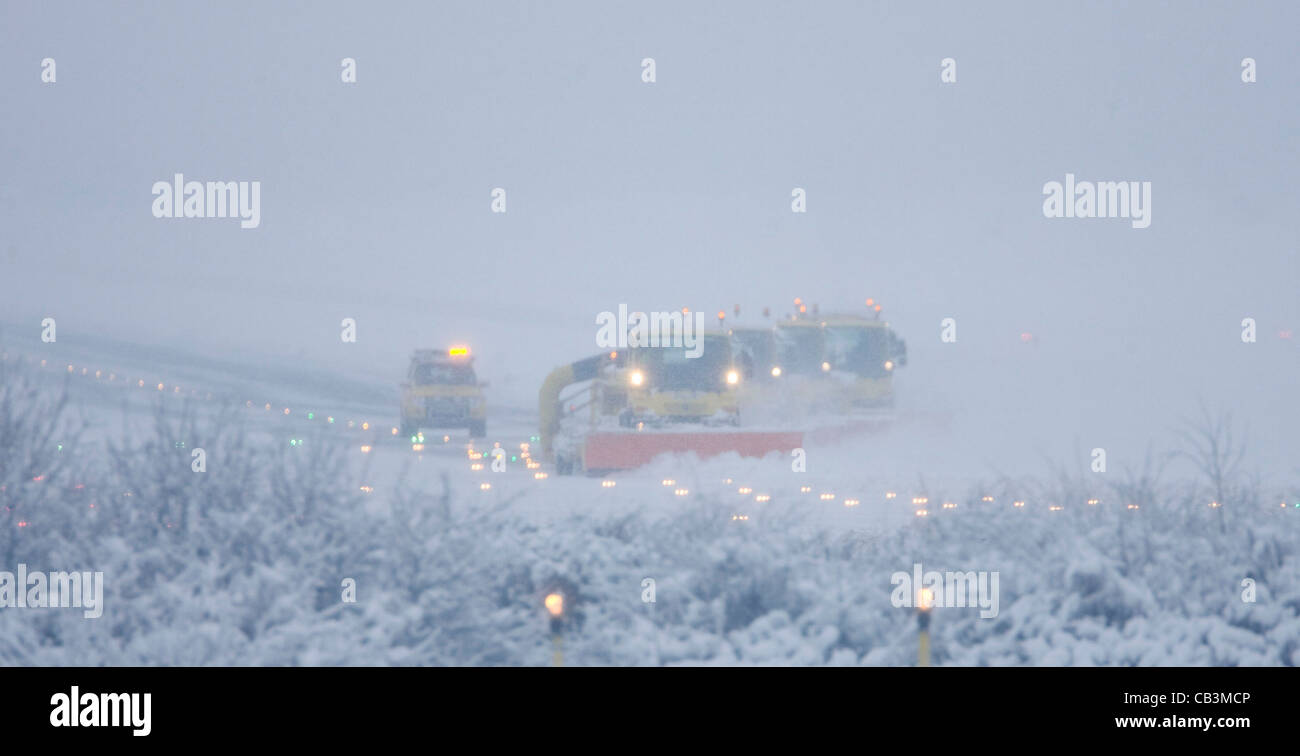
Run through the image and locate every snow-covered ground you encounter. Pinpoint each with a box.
[1,338,1297,666]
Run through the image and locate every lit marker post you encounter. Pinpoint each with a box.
[917,587,934,667]
[545,591,565,667]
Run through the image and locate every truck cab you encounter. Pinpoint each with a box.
[820,316,907,410]
[399,346,487,439]
[615,333,741,426]
[768,314,906,412]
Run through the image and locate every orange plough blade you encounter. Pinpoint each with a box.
[583,431,804,472]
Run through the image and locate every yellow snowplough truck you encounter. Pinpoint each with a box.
[399,346,487,439]
[539,334,800,475]
[818,314,907,411]
[768,313,906,413]
[617,332,741,427]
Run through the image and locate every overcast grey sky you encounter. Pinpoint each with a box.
[2,1,1297,473]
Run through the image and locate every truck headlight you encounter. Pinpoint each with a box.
[629,370,644,387]
[884,360,894,371]
[725,370,739,385]
[770,366,782,377]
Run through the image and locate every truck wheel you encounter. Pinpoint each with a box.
[468,420,487,438]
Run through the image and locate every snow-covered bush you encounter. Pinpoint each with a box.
[1,365,1296,665]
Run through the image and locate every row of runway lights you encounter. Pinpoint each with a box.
[412,435,1214,518]
[7,466,1296,533]
[17,457,1290,528]
[355,436,547,494]
[354,434,1300,515]
[658,484,1116,520]
[11,354,408,439]
[447,449,1296,517]
[9,352,472,506]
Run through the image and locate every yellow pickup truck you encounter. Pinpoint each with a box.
[399,346,487,439]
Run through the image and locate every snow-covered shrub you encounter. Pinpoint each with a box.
[1,365,1296,665]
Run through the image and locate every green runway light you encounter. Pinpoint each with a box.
[307,412,314,420]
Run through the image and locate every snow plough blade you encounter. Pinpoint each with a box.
[582,429,804,473]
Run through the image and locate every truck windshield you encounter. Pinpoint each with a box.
[413,363,477,385]
[774,326,824,375]
[824,326,891,377]
[638,336,732,391]
[730,330,774,379]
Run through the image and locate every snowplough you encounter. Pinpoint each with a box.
[818,312,907,411]
[538,303,907,474]
[764,312,906,414]
[399,346,487,439]
[539,333,801,475]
